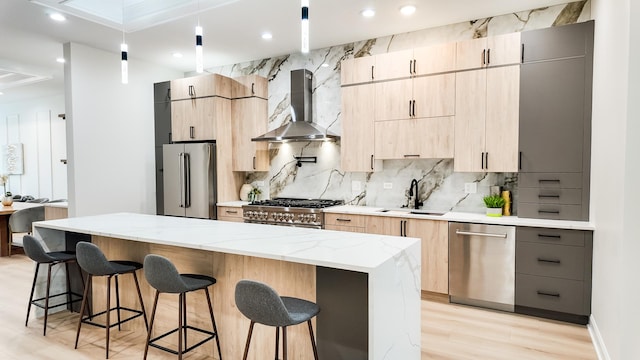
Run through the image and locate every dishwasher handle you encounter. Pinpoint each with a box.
[455,229,508,238]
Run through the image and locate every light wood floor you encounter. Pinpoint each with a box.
[0,254,597,359]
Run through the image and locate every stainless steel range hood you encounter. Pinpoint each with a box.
[251,69,340,142]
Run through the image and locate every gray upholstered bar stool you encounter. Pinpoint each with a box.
[235,279,320,360]
[143,254,222,360]
[74,242,149,359]
[23,235,85,335]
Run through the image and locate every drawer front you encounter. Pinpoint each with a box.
[325,213,366,227]
[518,187,582,205]
[218,206,243,219]
[517,227,586,247]
[518,203,584,221]
[324,224,366,233]
[516,242,585,280]
[518,173,582,188]
[516,273,585,315]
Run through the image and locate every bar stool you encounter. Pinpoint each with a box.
[235,279,320,360]
[23,235,85,335]
[74,242,148,359]
[143,254,222,360]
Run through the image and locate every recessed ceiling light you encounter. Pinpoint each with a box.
[400,5,416,16]
[361,9,375,17]
[262,32,273,40]
[172,52,183,58]
[56,57,65,63]
[49,13,66,22]
[0,92,3,95]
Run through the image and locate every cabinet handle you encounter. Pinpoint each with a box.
[370,154,374,170]
[226,210,238,214]
[412,59,416,74]
[487,48,491,65]
[371,65,374,80]
[253,156,256,170]
[409,60,412,75]
[404,154,420,158]
[537,290,560,298]
[189,85,195,97]
[518,151,522,170]
[251,83,255,95]
[538,194,560,199]
[455,230,507,238]
[538,234,562,240]
[409,100,412,117]
[521,44,525,63]
[485,152,489,169]
[482,49,486,65]
[538,210,561,214]
[481,152,485,169]
[190,126,195,139]
[167,88,171,100]
[404,220,407,237]
[336,218,352,222]
[537,258,561,264]
[412,100,416,117]
[539,179,561,183]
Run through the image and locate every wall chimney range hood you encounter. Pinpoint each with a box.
[251,69,339,142]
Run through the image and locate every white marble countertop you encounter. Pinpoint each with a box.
[216,201,248,207]
[325,205,595,231]
[33,212,419,273]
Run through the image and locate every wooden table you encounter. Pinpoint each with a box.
[0,202,49,256]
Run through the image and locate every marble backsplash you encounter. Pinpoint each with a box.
[208,1,590,213]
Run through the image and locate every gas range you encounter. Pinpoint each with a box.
[242,198,344,229]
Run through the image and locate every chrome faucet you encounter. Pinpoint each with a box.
[408,179,423,209]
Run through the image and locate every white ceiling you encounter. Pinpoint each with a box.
[0,0,570,104]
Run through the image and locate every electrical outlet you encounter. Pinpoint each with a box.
[351,181,361,192]
[383,182,393,190]
[464,182,477,194]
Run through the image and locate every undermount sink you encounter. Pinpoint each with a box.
[377,208,446,216]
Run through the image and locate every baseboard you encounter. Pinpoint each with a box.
[588,314,611,360]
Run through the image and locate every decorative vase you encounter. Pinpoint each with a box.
[486,207,502,217]
[1,195,13,206]
[239,184,252,202]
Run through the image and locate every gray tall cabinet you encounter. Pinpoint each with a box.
[154,81,172,215]
[518,21,594,221]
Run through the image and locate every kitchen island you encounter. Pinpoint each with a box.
[33,212,421,360]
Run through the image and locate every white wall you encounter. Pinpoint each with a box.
[589,0,638,359]
[64,42,181,217]
[0,94,66,200]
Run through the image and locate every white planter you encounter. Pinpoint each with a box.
[239,184,252,201]
[486,207,503,217]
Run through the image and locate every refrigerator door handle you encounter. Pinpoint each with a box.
[184,152,191,208]
[179,152,185,208]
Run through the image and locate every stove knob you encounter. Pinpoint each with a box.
[310,214,317,222]
[246,211,253,218]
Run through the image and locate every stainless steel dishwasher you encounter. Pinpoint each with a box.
[449,222,516,312]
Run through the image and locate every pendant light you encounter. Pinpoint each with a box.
[301,0,309,53]
[195,0,203,73]
[121,0,128,84]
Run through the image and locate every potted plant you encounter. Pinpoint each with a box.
[0,174,13,206]
[483,195,505,217]
[248,187,262,202]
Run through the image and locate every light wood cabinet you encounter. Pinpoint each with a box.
[454,65,519,172]
[375,43,456,81]
[324,213,367,233]
[374,117,454,159]
[217,206,244,222]
[171,97,230,142]
[231,75,267,99]
[340,84,381,172]
[231,97,269,171]
[341,56,376,85]
[375,74,455,121]
[363,215,449,294]
[455,32,521,71]
[170,74,231,100]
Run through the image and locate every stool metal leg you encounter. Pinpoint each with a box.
[143,290,160,360]
[75,274,92,349]
[106,275,112,359]
[132,271,149,330]
[43,263,52,336]
[115,275,122,331]
[307,320,319,360]
[178,293,184,360]
[65,262,72,309]
[25,263,40,327]
[275,327,280,360]
[204,287,222,360]
[183,292,188,351]
[242,321,255,360]
[282,326,288,360]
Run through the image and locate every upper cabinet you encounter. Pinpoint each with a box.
[170,74,231,142]
[340,84,381,172]
[170,74,232,100]
[231,75,269,172]
[341,56,376,85]
[455,32,521,71]
[375,74,455,121]
[375,116,454,159]
[375,43,456,81]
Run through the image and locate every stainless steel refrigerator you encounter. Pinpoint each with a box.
[163,142,217,219]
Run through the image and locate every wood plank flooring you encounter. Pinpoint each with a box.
[0,254,597,359]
